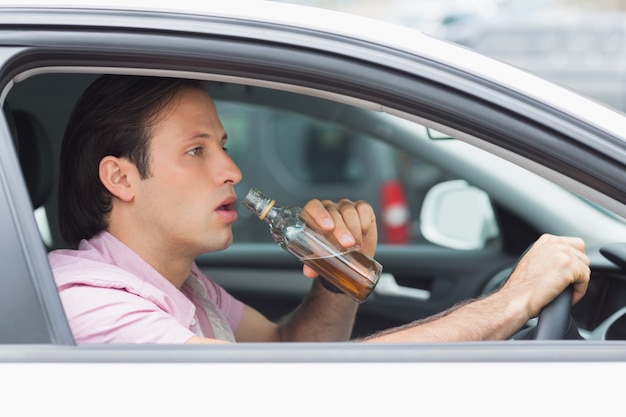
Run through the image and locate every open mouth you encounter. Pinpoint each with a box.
[218,202,235,211]
[217,196,237,212]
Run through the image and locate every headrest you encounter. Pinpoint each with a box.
[9,109,53,209]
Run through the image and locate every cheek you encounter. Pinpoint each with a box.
[158,178,209,219]
[139,175,183,211]
[139,161,212,216]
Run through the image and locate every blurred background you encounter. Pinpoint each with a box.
[275,0,626,114]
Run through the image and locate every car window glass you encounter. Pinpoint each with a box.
[214,91,500,249]
[217,101,365,184]
[6,74,506,250]
[275,115,363,184]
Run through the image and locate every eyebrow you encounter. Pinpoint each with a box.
[186,132,228,142]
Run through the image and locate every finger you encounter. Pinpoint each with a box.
[552,236,589,305]
[355,200,376,231]
[355,200,377,247]
[570,256,591,304]
[561,236,586,253]
[571,272,590,304]
[302,199,335,230]
[323,199,360,248]
[303,264,318,279]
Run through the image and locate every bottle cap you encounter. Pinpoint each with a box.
[241,187,275,219]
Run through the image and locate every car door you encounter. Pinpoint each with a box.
[3,3,626,344]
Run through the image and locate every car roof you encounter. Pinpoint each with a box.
[2,0,625,141]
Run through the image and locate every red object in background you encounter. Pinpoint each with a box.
[380,179,410,244]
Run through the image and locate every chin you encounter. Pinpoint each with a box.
[201,233,233,254]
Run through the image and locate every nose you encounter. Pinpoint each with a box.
[221,150,242,185]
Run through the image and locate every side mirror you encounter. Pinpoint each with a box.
[420,180,498,250]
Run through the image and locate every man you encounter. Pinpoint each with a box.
[49,75,590,344]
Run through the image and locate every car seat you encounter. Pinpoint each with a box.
[12,109,54,210]
[4,104,55,246]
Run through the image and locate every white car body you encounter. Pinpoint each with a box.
[1,1,626,415]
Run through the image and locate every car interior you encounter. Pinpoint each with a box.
[4,69,626,343]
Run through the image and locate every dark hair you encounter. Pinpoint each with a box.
[58,74,206,246]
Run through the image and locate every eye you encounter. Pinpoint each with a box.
[187,147,204,156]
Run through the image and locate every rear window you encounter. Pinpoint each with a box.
[216,101,367,185]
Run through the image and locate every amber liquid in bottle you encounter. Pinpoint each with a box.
[241,187,382,303]
[301,251,380,302]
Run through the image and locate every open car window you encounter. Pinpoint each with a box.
[6,71,626,342]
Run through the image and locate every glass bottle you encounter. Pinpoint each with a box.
[241,187,382,303]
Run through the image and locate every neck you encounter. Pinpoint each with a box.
[107,225,194,289]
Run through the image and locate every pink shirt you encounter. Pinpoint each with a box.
[48,232,244,344]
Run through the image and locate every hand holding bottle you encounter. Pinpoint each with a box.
[298,198,379,279]
[242,188,382,303]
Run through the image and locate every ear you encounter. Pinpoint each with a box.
[99,156,137,202]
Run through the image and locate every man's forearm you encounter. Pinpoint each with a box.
[360,289,529,343]
[277,279,359,342]
[277,278,530,343]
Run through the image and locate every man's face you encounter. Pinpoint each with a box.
[132,87,242,258]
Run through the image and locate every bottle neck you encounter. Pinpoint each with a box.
[258,199,276,221]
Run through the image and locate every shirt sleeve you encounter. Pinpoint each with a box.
[58,284,195,344]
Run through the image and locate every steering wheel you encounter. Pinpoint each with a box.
[534,285,573,340]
